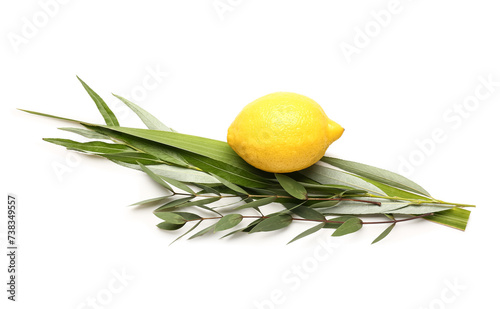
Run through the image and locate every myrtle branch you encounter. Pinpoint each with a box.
[182,212,435,225]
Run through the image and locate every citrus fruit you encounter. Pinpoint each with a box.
[227,92,344,173]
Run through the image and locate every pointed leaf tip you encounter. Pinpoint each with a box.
[76,76,119,126]
[371,223,396,244]
[137,162,174,192]
[112,94,175,132]
[287,222,325,244]
[321,157,431,197]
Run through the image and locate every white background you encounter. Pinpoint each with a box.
[1,1,499,308]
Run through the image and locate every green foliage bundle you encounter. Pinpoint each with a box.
[20,77,474,244]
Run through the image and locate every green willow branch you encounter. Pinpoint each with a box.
[172,192,382,206]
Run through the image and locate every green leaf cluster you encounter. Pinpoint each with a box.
[20,77,475,244]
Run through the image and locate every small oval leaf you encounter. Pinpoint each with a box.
[154,212,186,224]
[173,212,202,221]
[214,214,243,232]
[249,214,293,233]
[323,215,357,229]
[331,217,363,237]
[157,221,185,230]
[275,173,308,200]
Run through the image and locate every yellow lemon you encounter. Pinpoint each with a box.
[227,92,344,173]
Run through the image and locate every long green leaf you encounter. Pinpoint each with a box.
[113,94,174,131]
[194,184,222,196]
[361,177,433,201]
[77,76,119,126]
[300,164,386,196]
[210,173,249,194]
[147,165,218,184]
[389,204,455,215]
[169,220,203,245]
[188,222,217,239]
[155,197,220,212]
[19,109,83,123]
[129,195,171,206]
[371,223,396,244]
[43,138,133,154]
[138,162,173,192]
[322,157,431,197]
[154,197,194,212]
[321,201,409,215]
[287,223,325,244]
[99,152,164,165]
[300,183,349,195]
[58,127,110,140]
[159,175,195,194]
